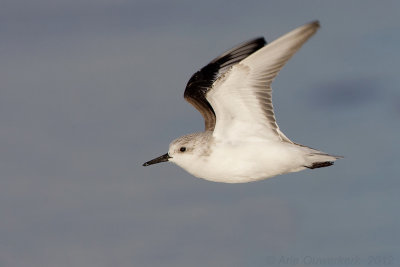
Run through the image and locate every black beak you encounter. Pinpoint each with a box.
[143,153,171,166]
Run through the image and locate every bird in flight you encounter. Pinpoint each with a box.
[143,21,341,183]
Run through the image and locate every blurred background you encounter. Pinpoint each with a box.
[1,0,399,266]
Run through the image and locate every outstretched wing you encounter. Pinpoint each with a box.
[184,37,266,131]
[207,21,320,142]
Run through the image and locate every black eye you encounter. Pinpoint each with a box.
[180,147,186,152]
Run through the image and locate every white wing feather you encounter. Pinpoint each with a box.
[207,21,320,142]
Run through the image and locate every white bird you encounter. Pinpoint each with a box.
[143,21,341,183]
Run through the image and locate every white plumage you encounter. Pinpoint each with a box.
[143,21,341,183]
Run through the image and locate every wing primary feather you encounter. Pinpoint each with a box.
[207,21,320,143]
[184,37,266,131]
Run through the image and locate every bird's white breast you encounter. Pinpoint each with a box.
[177,140,307,183]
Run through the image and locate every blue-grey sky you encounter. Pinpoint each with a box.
[1,1,399,266]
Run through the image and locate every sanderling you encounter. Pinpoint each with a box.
[143,21,341,183]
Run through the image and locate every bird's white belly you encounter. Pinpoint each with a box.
[183,141,306,183]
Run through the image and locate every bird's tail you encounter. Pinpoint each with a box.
[303,149,343,169]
